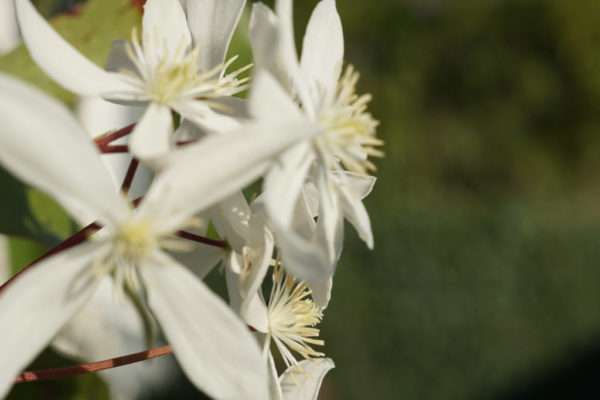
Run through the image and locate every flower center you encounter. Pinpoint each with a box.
[267,266,324,367]
[125,29,251,105]
[317,65,383,174]
[113,219,157,264]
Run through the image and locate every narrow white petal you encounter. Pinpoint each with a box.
[0,241,106,398]
[249,3,295,91]
[0,0,19,54]
[338,184,374,249]
[315,169,344,265]
[211,192,252,252]
[142,252,269,400]
[264,143,314,228]
[333,171,376,200]
[0,74,130,226]
[225,265,269,333]
[274,0,300,73]
[249,71,303,122]
[129,103,174,163]
[280,358,335,400]
[173,100,241,134]
[142,0,192,68]
[181,0,246,71]
[276,229,332,308]
[141,121,319,233]
[52,277,177,400]
[16,0,127,96]
[300,0,344,101]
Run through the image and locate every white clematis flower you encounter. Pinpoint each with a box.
[16,0,249,161]
[0,73,316,399]
[248,0,381,307]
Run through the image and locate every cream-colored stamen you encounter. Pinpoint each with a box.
[124,28,251,105]
[267,266,324,367]
[317,65,382,174]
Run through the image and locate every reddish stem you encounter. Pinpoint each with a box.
[121,159,140,194]
[97,139,198,154]
[95,123,135,147]
[177,230,228,249]
[15,345,173,383]
[0,223,101,293]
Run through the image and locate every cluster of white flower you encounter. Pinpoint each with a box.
[0,0,381,399]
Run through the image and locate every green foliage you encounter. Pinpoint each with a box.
[0,0,140,105]
[0,0,140,248]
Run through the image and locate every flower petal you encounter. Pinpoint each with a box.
[211,191,252,252]
[0,74,129,227]
[280,358,335,400]
[250,3,294,91]
[249,71,303,122]
[16,0,127,96]
[315,169,344,265]
[52,277,177,400]
[263,143,314,228]
[0,241,105,398]
[180,0,246,71]
[141,252,269,400]
[274,0,300,74]
[173,100,241,134]
[300,0,344,101]
[225,265,269,333]
[333,171,376,200]
[129,103,174,164]
[141,120,319,234]
[0,0,19,54]
[142,0,192,69]
[338,184,373,249]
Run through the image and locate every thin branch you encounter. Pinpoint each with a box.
[177,230,228,249]
[97,139,198,154]
[94,123,136,147]
[98,144,130,154]
[15,346,173,383]
[121,158,140,194]
[0,222,101,293]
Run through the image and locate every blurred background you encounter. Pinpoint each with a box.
[2,0,600,399]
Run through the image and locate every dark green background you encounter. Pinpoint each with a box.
[4,0,600,399]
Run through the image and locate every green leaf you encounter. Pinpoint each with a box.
[0,0,140,104]
[0,166,74,246]
[8,236,48,275]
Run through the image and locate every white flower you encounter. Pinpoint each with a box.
[248,0,381,307]
[0,73,316,399]
[202,193,335,400]
[16,0,249,161]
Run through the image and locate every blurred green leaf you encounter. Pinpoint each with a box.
[0,0,140,105]
[8,236,47,275]
[0,166,74,246]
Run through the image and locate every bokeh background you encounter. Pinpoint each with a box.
[2,0,600,399]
